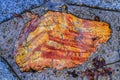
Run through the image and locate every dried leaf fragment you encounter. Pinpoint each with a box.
[14,11,111,72]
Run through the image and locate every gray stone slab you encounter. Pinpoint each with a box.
[1,0,120,23]
[0,56,20,80]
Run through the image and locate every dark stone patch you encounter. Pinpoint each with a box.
[67,70,78,78]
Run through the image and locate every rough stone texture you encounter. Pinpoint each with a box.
[0,0,45,23]
[0,3,120,80]
[0,56,19,80]
[65,0,120,10]
[1,0,120,23]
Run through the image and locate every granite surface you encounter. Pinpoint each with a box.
[0,56,19,80]
[1,0,120,23]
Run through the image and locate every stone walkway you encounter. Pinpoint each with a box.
[1,0,120,23]
[0,56,19,80]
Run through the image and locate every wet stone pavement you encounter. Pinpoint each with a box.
[0,1,120,80]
